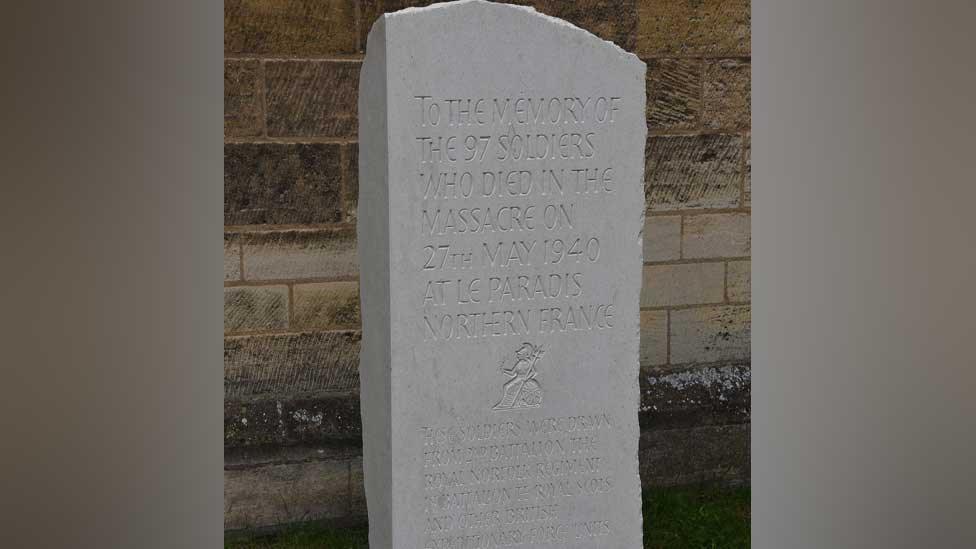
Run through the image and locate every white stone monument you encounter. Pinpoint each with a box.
[359,1,646,546]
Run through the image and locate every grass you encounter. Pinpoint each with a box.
[227,486,749,548]
[227,524,369,549]
[643,486,750,549]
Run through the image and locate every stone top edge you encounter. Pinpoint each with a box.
[378,0,643,67]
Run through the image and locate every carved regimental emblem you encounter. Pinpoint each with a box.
[493,343,545,411]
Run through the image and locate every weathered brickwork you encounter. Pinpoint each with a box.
[670,305,751,364]
[704,58,751,131]
[646,58,701,131]
[224,233,241,281]
[743,133,751,206]
[224,0,750,529]
[531,0,637,51]
[225,392,362,447]
[225,143,345,225]
[643,215,682,262]
[225,0,359,56]
[642,262,725,308]
[224,331,361,397]
[683,212,751,259]
[358,1,637,50]
[639,310,668,366]
[349,457,367,516]
[639,364,751,429]
[265,60,360,138]
[646,134,743,210]
[292,281,361,330]
[639,424,750,487]
[241,228,358,281]
[341,144,358,219]
[224,286,289,334]
[727,260,751,302]
[636,0,750,57]
[224,60,263,138]
[225,458,352,530]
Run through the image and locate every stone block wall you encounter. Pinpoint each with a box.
[224,0,750,531]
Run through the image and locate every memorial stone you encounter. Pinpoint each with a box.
[358,2,646,546]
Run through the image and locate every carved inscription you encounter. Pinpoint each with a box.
[413,95,622,343]
[410,94,627,546]
[420,413,616,548]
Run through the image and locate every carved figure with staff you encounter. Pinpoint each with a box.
[493,343,545,410]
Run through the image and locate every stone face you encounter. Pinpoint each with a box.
[223,286,289,334]
[224,0,358,56]
[358,3,646,546]
[703,58,751,131]
[643,215,682,262]
[224,60,263,138]
[682,212,751,259]
[670,305,750,364]
[241,228,358,281]
[641,263,725,307]
[646,134,742,211]
[224,143,343,226]
[646,59,701,131]
[265,60,360,138]
[636,0,751,57]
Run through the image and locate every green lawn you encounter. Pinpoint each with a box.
[227,486,750,549]
[642,486,750,549]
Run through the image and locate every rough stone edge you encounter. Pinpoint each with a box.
[357,14,394,548]
[380,0,643,68]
